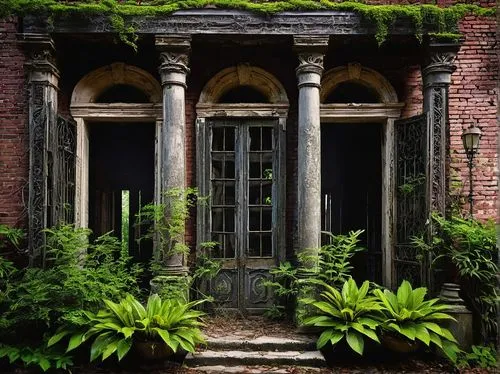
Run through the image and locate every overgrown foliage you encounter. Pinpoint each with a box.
[457,345,497,369]
[0,1,495,49]
[303,230,366,287]
[0,225,143,371]
[136,187,201,276]
[412,213,498,346]
[0,224,24,250]
[264,230,365,320]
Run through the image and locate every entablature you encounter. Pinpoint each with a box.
[23,10,430,36]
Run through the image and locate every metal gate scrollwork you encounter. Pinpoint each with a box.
[28,84,49,262]
[50,116,77,227]
[394,114,430,287]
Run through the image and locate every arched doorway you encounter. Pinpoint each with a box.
[196,65,289,314]
[70,63,162,265]
[320,63,403,286]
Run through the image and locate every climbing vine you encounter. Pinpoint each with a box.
[0,0,495,49]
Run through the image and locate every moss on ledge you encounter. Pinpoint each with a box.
[1,0,495,48]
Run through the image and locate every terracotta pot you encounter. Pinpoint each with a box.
[381,332,421,353]
[134,341,174,361]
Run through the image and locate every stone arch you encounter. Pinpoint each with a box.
[321,63,398,104]
[71,62,162,104]
[198,64,289,104]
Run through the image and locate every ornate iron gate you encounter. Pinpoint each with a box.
[394,113,431,287]
[48,115,76,227]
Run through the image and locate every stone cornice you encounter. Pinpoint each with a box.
[22,10,419,36]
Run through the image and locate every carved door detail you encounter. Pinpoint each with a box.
[204,119,281,313]
[394,113,431,287]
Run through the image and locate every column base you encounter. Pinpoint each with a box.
[439,283,473,351]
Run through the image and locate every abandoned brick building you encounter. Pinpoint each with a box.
[0,1,497,313]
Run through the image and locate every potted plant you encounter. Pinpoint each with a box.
[301,278,383,357]
[48,294,206,363]
[374,280,460,361]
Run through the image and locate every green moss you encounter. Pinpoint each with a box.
[0,0,495,49]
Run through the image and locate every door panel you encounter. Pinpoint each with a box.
[206,119,279,313]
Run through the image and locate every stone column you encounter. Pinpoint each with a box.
[155,35,191,281]
[422,42,459,215]
[21,34,60,267]
[422,43,473,349]
[293,36,328,326]
[294,36,328,254]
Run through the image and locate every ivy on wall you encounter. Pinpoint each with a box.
[0,0,495,49]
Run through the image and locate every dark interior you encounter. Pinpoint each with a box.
[325,81,380,103]
[89,122,154,266]
[321,123,382,284]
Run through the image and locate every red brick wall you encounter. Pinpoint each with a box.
[0,17,28,229]
[449,14,498,220]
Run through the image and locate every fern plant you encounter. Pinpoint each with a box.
[300,230,366,287]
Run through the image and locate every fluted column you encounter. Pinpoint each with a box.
[294,36,328,254]
[21,34,60,267]
[155,35,191,277]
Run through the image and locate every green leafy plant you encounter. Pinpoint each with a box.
[262,261,299,320]
[191,248,221,299]
[49,294,206,362]
[0,224,142,372]
[457,345,497,369]
[412,213,498,345]
[301,230,366,287]
[136,187,203,276]
[374,280,460,362]
[302,278,383,355]
[0,224,24,250]
[0,344,73,372]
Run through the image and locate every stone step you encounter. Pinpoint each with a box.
[185,349,326,367]
[189,365,325,373]
[205,335,317,352]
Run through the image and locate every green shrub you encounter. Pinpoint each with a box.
[0,225,143,371]
[412,213,498,344]
[457,345,497,369]
[265,230,365,319]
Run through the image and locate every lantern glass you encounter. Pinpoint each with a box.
[461,126,481,156]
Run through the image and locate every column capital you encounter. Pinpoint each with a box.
[422,42,460,87]
[156,34,191,87]
[19,33,59,82]
[294,36,328,88]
